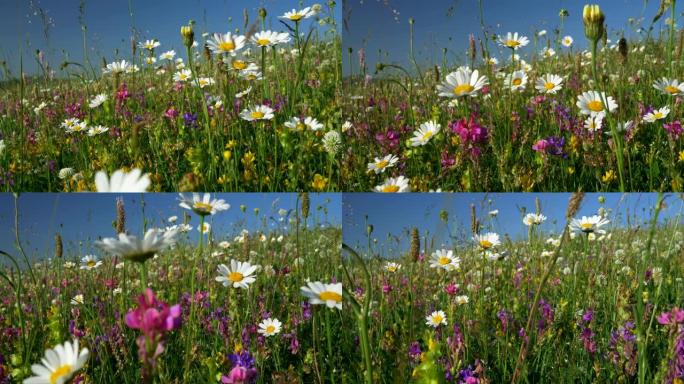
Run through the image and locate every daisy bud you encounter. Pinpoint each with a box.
[55,234,63,258]
[582,4,605,43]
[258,7,267,19]
[181,21,195,48]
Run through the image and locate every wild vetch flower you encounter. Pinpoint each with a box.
[182,112,198,128]
[223,351,257,383]
[657,307,684,326]
[450,116,488,147]
[664,121,682,139]
[22,339,89,384]
[125,289,181,380]
[532,136,567,158]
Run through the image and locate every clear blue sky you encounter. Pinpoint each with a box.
[2,0,340,76]
[343,193,684,255]
[0,193,341,261]
[343,0,672,75]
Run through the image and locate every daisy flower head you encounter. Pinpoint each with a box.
[159,50,176,60]
[426,310,448,328]
[23,339,89,384]
[226,57,258,72]
[523,213,547,226]
[385,262,402,272]
[195,77,215,88]
[207,32,246,56]
[96,228,177,263]
[541,47,556,58]
[239,69,263,81]
[429,249,460,271]
[62,118,88,134]
[87,125,109,137]
[584,112,605,132]
[374,175,411,193]
[643,106,670,123]
[410,120,440,146]
[215,259,258,289]
[301,281,342,310]
[240,105,274,121]
[473,232,501,250]
[139,39,160,50]
[94,168,150,192]
[80,255,102,270]
[173,69,192,83]
[570,215,610,234]
[505,70,528,91]
[252,31,291,47]
[104,60,130,75]
[178,193,230,216]
[257,318,282,337]
[436,67,488,98]
[653,77,684,96]
[498,32,529,50]
[198,222,211,234]
[88,93,108,109]
[576,91,618,115]
[535,74,563,94]
[561,35,574,47]
[485,57,499,66]
[285,116,324,131]
[367,154,399,174]
[280,7,316,22]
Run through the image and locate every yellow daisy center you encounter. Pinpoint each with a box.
[266,325,276,334]
[376,159,389,169]
[479,240,493,249]
[50,364,73,384]
[654,112,663,119]
[381,185,400,193]
[512,78,522,86]
[388,266,397,272]
[580,223,593,231]
[193,201,213,214]
[219,41,236,52]
[422,131,434,141]
[232,61,247,70]
[319,290,342,302]
[228,271,244,282]
[587,100,604,112]
[665,85,680,94]
[256,38,271,46]
[438,256,451,265]
[506,40,520,48]
[544,82,555,90]
[251,111,265,119]
[432,314,443,323]
[289,14,303,21]
[453,84,474,96]
[87,260,96,268]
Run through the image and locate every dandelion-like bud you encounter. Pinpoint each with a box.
[410,228,420,262]
[566,192,585,219]
[55,234,63,258]
[301,192,310,219]
[583,4,605,43]
[258,7,267,20]
[116,197,126,234]
[366,224,374,235]
[181,21,195,49]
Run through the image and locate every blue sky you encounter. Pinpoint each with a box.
[2,0,340,76]
[0,193,341,261]
[343,0,673,75]
[343,193,684,255]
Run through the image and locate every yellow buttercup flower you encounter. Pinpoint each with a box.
[311,174,328,191]
[601,169,616,184]
[678,150,684,162]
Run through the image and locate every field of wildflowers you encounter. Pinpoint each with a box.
[1,193,344,383]
[341,2,684,192]
[0,2,341,192]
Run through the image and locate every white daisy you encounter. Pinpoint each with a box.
[643,106,670,123]
[653,77,684,96]
[505,70,528,91]
[207,32,246,56]
[301,281,342,309]
[23,339,89,384]
[87,125,109,137]
[576,91,618,115]
[410,121,440,146]
[569,215,610,234]
[385,262,402,272]
[429,249,460,271]
[252,31,291,47]
[498,32,529,50]
[374,176,411,193]
[583,113,605,132]
[561,35,574,47]
[240,105,274,121]
[425,310,447,328]
[436,67,488,98]
[94,169,150,192]
[257,318,282,337]
[173,69,192,83]
[535,74,564,94]
[96,228,177,263]
[473,232,501,250]
[104,60,130,75]
[523,213,547,226]
[367,154,399,174]
[139,39,160,50]
[280,7,316,22]
[159,50,176,60]
[88,94,108,109]
[215,259,258,289]
[80,255,102,270]
[178,193,230,216]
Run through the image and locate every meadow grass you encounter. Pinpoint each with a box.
[341,4,684,192]
[0,3,342,192]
